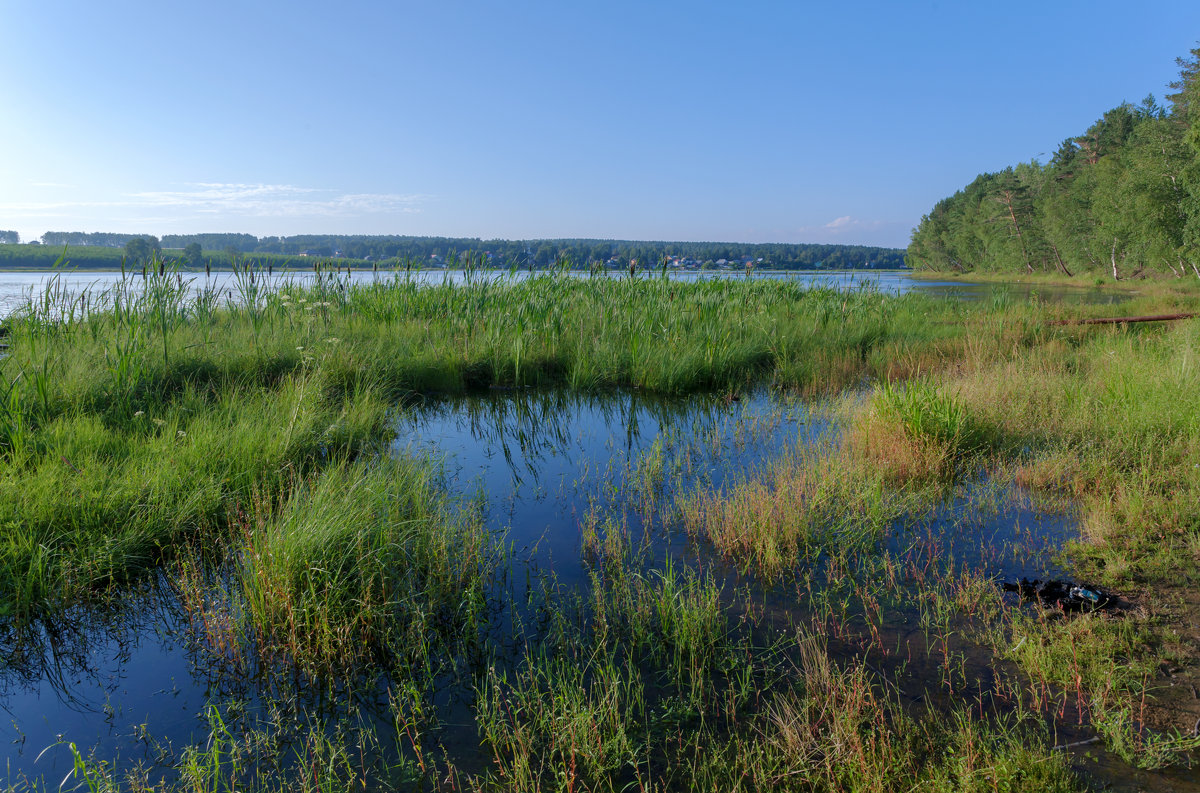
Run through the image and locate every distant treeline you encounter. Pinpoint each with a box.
[19,233,905,270]
[908,46,1200,280]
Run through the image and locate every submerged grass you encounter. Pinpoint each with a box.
[0,268,999,619]
[2,264,1200,790]
[672,295,1200,774]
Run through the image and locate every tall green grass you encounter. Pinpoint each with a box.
[0,266,987,619]
[2,260,1198,790]
[236,457,491,677]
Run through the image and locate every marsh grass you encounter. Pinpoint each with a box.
[29,702,427,793]
[237,457,492,677]
[679,434,943,581]
[671,294,1200,774]
[472,612,1082,793]
[875,380,993,460]
[2,261,1199,790]
[0,266,998,621]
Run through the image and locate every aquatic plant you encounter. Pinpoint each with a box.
[0,265,1197,790]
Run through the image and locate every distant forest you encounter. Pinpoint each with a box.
[2,232,905,271]
[908,46,1200,279]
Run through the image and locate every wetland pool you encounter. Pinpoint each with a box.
[0,387,1089,788]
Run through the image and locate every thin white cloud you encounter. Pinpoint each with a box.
[128,182,428,216]
[0,182,428,219]
[779,216,907,247]
[0,198,125,215]
[822,215,887,233]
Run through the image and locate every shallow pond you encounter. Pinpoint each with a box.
[0,387,1099,788]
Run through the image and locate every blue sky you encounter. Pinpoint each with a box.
[2,1,1199,248]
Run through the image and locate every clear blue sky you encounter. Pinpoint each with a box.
[2,1,1199,248]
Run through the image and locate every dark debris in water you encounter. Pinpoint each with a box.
[1000,578,1117,612]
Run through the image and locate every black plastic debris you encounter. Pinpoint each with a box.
[999,578,1115,611]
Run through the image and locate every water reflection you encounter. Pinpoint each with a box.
[0,387,1087,787]
[395,390,819,581]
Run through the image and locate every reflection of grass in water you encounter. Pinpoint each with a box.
[1,261,1178,619]
[2,262,1199,788]
[673,314,1200,774]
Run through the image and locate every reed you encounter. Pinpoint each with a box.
[2,263,1198,790]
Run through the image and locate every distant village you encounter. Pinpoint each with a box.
[295,250,776,270]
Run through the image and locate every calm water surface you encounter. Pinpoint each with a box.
[0,268,1166,789]
[0,268,1128,318]
[0,388,1084,787]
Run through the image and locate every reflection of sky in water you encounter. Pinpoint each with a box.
[0,592,211,786]
[0,387,1081,787]
[394,390,820,588]
[394,390,1077,587]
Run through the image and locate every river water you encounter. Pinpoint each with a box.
[0,268,1128,318]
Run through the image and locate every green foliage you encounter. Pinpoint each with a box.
[0,243,127,269]
[909,46,1200,280]
[2,270,1197,790]
[1091,700,1200,770]
[123,236,161,265]
[876,380,990,456]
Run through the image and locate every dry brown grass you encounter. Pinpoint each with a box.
[843,408,959,484]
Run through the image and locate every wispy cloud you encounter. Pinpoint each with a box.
[822,215,884,233]
[125,182,429,216]
[777,215,908,247]
[0,182,428,219]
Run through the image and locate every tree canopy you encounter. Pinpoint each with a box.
[123,236,161,264]
[21,234,905,271]
[908,45,1200,280]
